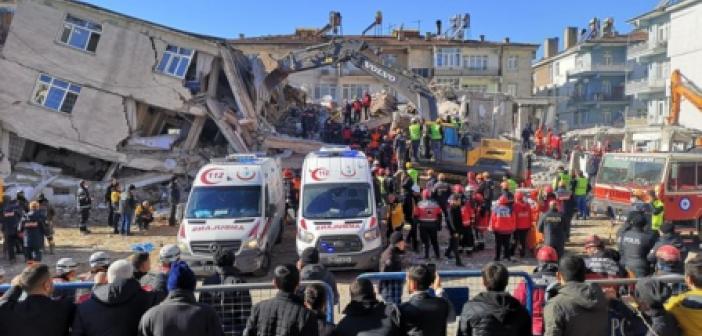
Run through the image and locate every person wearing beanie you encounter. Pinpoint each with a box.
[199,249,252,336]
[618,213,657,277]
[379,231,406,304]
[139,261,223,336]
[334,278,401,336]
[243,264,318,336]
[648,222,688,266]
[72,259,156,336]
[297,247,339,304]
[634,278,682,336]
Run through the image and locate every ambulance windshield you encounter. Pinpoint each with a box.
[185,186,261,219]
[302,183,372,219]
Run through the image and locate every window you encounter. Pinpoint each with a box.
[314,84,337,100]
[603,52,613,66]
[186,186,261,219]
[436,78,459,89]
[412,68,433,78]
[507,55,519,71]
[668,162,702,191]
[302,183,372,219]
[342,84,370,100]
[554,62,560,76]
[462,84,487,93]
[597,156,665,188]
[601,80,612,96]
[59,14,102,53]
[156,45,195,78]
[31,74,81,113]
[506,83,518,96]
[435,48,460,68]
[465,55,488,71]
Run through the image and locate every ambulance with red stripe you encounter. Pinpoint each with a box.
[296,146,382,270]
[177,154,284,276]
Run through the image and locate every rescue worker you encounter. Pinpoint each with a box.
[20,201,46,262]
[105,178,117,229]
[466,171,479,190]
[424,169,437,190]
[521,125,532,150]
[556,180,575,241]
[421,119,431,160]
[15,190,29,213]
[342,99,352,125]
[376,168,388,205]
[168,176,180,227]
[352,98,362,123]
[537,200,566,258]
[393,130,408,168]
[499,181,514,207]
[445,185,464,266]
[550,131,562,159]
[649,188,665,232]
[534,126,544,155]
[489,195,516,262]
[414,189,442,260]
[36,194,56,255]
[111,183,121,234]
[573,170,590,220]
[362,91,372,121]
[545,128,553,156]
[379,135,394,168]
[618,211,657,277]
[431,173,452,220]
[399,170,419,251]
[408,118,422,162]
[368,128,382,152]
[1,195,21,263]
[478,171,496,215]
[79,251,111,282]
[342,125,353,144]
[283,169,296,221]
[513,246,559,336]
[648,222,688,268]
[135,200,155,231]
[53,257,79,302]
[538,185,557,214]
[460,186,478,254]
[429,118,443,161]
[552,166,571,191]
[77,180,92,234]
[406,162,419,186]
[654,245,684,277]
[385,193,404,240]
[512,191,532,258]
[504,173,518,193]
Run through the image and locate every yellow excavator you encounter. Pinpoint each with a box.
[669,69,702,147]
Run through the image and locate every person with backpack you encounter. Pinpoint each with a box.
[514,246,559,336]
[199,249,252,336]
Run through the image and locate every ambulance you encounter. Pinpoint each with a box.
[296,146,382,270]
[177,154,285,276]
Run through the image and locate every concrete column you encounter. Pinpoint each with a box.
[183,116,206,150]
[0,127,12,177]
[124,98,138,133]
[207,59,222,98]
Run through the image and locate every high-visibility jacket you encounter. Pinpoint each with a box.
[651,199,664,231]
[407,168,419,185]
[389,203,405,230]
[429,123,442,140]
[553,172,572,190]
[513,201,532,230]
[574,177,589,196]
[409,124,422,141]
[490,204,516,234]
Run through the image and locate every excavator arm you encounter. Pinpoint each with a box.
[263,39,438,120]
[668,69,702,125]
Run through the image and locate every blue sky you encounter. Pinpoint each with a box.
[84,0,659,53]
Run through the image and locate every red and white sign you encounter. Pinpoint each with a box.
[200,168,226,185]
[310,167,330,181]
[340,165,356,177]
[236,167,257,181]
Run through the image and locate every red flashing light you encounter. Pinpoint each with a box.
[369,216,378,229]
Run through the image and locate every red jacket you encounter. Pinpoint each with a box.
[550,134,560,150]
[461,203,476,227]
[362,94,372,107]
[513,201,532,230]
[352,100,362,113]
[490,204,515,234]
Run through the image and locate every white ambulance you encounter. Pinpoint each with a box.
[178,154,284,276]
[296,146,382,270]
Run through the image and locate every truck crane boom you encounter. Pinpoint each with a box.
[262,39,438,120]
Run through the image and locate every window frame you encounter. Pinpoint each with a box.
[668,162,702,192]
[30,73,82,114]
[155,44,195,79]
[57,14,102,54]
[507,55,519,71]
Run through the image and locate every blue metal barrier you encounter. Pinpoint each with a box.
[358,270,536,315]
[0,281,95,292]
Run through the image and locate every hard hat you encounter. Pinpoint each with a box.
[544,186,554,194]
[498,195,510,205]
[421,189,432,200]
[584,235,604,249]
[515,191,525,201]
[405,162,413,169]
[89,251,111,269]
[536,246,558,262]
[283,169,294,179]
[655,245,681,262]
[452,184,464,194]
[56,257,78,274]
[159,244,181,263]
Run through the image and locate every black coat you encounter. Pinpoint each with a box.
[1,202,21,235]
[72,278,157,336]
[432,181,452,207]
[537,209,566,257]
[0,285,75,336]
[20,211,46,249]
[457,291,531,336]
[138,290,223,336]
[618,227,657,275]
[643,309,681,336]
[333,300,400,336]
[300,264,339,305]
[647,233,688,265]
[399,291,453,336]
[199,267,252,336]
[140,271,168,303]
[243,292,318,336]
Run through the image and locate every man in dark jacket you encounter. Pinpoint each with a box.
[399,264,454,336]
[393,131,408,168]
[618,212,657,277]
[0,263,75,336]
[543,255,608,336]
[459,262,531,336]
[77,180,92,234]
[304,284,334,336]
[583,235,626,278]
[168,176,181,227]
[648,222,688,266]
[634,278,681,336]
[72,259,156,336]
[538,201,566,259]
[20,201,47,262]
[334,278,401,336]
[431,173,452,219]
[139,261,223,336]
[379,232,406,304]
[297,247,339,304]
[243,264,318,336]
[1,195,22,263]
[199,249,252,336]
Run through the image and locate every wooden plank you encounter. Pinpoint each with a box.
[205,98,249,153]
[220,46,258,127]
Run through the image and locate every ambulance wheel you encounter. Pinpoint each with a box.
[253,252,271,277]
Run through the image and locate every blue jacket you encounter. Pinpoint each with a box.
[20,211,46,249]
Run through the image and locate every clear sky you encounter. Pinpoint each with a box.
[83,0,660,53]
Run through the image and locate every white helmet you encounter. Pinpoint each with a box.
[89,251,111,269]
[56,257,78,275]
[159,244,181,263]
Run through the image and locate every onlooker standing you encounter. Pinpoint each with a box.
[168,177,181,226]
[111,183,122,234]
[342,99,352,125]
[362,91,372,121]
[105,178,118,229]
[334,278,401,336]
[141,244,181,303]
[20,201,46,262]
[119,185,137,236]
[297,247,339,305]
[304,284,334,336]
[538,201,566,259]
[379,231,406,305]
[399,264,454,336]
[1,195,22,263]
[77,180,92,234]
[243,264,319,336]
[458,262,532,336]
[665,255,702,335]
[139,261,224,336]
[199,249,252,336]
[543,255,608,336]
[634,278,681,336]
[72,259,157,336]
[618,212,656,277]
[0,263,76,336]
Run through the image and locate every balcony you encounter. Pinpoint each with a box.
[627,40,668,60]
[625,116,648,128]
[625,77,666,95]
[434,67,499,77]
[567,63,632,78]
[570,92,628,105]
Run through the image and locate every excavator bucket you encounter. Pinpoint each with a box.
[259,53,290,94]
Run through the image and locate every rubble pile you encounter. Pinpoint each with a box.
[369,90,398,117]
